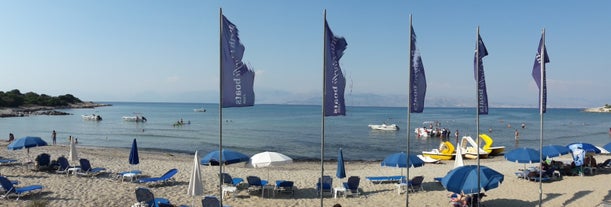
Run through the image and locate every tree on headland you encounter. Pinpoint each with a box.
[0,89,82,107]
[605,104,610,109]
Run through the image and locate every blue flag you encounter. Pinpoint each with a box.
[409,25,426,113]
[474,34,489,115]
[221,15,255,108]
[532,34,549,113]
[324,19,347,116]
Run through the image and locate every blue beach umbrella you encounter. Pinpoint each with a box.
[201,149,249,166]
[381,152,424,179]
[129,139,139,165]
[603,142,611,153]
[7,136,48,155]
[381,152,424,168]
[542,145,571,159]
[336,148,346,179]
[567,142,601,154]
[504,147,541,164]
[7,136,48,150]
[441,165,504,194]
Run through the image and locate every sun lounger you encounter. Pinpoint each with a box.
[0,159,19,166]
[137,169,178,186]
[77,159,106,177]
[135,187,171,207]
[365,176,406,184]
[0,176,43,200]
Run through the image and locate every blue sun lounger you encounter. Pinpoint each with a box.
[365,176,406,184]
[0,176,43,200]
[137,168,178,186]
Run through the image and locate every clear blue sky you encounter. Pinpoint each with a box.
[1,1,610,107]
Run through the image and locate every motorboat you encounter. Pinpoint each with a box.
[368,123,399,131]
[422,141,456,160]
[81,114,102,121]
[479,133,505,156]
[193,107,206,112]
[459,136,489,159]
[122,115,147,122]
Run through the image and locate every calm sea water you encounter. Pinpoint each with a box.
[2,102,610,161]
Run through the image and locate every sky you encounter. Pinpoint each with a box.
[1,1,610,108]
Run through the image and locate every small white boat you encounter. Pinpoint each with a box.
[122,115,147,122]
[368,123,399,131]
[82,114,102,121]
[193,107,206,112]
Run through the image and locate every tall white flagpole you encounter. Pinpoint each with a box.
[406,14,413,207]
[218,7,224,205]
[475,26,482,207]
[320,9,327,207]
[538,28,545,207]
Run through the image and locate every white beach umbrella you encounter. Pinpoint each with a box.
[247,151,293,181]
[187,151,203,206]
[188,150,204,197]
[454,143,464,169]
[69,138,78,162]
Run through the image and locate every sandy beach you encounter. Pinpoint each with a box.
[1,144,610,207]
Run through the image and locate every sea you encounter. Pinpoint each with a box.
[1,102,610,161]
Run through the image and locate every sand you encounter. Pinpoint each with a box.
[1,145,610,207]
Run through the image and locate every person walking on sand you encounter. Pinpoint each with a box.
[52,130,57,145]
[454,130,459,144]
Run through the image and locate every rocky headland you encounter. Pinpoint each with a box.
[0,102,111,118]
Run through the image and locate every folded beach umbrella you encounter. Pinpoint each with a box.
[336,148,346,179]
[201,149,249,166]
[129,139,139,165]
[69,138,78,162]
[188,151,203,198]
[541,145,570,159]
[441,165,504,194]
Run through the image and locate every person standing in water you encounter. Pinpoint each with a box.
[514,129,519,141]
[52,130,57,145]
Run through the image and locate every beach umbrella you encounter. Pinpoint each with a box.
[187,151,203,206]
[603,142,611,153]
[441,165,504,194]
[201,149,249,166]
[336,148,346,179]
[246,151,292,181]
[381,152,424,178]
[129,139,139,165]
[7,136,48,155]
[504,148,541,164]
[454,142,464,169]
[69,138,78,162]
[541,145,570,159]
[567,142,601,154]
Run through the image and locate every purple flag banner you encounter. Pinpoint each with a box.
[474,34,489,115]
[531,35,549,113]
[409,25,426,113]
[221,15,255,108]
[324,19,347,116]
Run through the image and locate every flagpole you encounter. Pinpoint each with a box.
[405,14,413,207]
[538,28,545,207]
[476,26,481,207]
[218,7,225,205]
[320,9,327,207]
